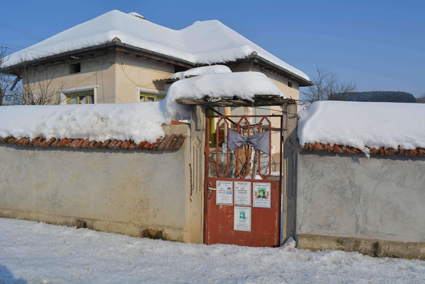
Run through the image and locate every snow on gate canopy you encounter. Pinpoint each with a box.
[298,101,425,155]
[0,72,284,144]
[170,65,232,80]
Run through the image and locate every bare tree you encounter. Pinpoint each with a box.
[17,57,65,105]
[1,49,65,105]
[302,66,357,102]
[21,75,65,105]
[417,92,425,104]
[0,47,22,105]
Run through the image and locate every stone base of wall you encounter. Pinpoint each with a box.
[297,234,425,260]
[0,208,186,242]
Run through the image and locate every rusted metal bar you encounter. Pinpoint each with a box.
[215,117,230,178]
[208,107,239,129]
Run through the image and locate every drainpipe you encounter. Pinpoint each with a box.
[10,75,22,91]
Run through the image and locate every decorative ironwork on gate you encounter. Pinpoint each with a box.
[206,114,283,181]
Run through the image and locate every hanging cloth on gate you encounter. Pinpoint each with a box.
[227,129,270,155]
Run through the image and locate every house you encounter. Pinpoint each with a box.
[1,10,312,106]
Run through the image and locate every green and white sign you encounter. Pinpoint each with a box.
[253,182,271,208]
[234,206,251,231]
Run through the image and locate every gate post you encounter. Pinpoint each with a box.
[281,101,298,244]
[188,105,207,243]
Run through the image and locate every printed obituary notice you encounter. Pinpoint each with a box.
[216,180,233,205]
[253,182,271,208]
[234,207,251,231]
[234,181,251,206]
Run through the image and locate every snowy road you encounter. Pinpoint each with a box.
[0,218,424,283]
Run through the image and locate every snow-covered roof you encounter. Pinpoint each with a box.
[170,65,231,80]
[2,10,309,81]
[127,12,145,19]
[298,101,425,154]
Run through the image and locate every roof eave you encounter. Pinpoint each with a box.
[0,42,194,74]
[0,43,117,75]
[248,55,314,87]
[176,95,296,107]
[0,134,188,151]
[1,44,313,88]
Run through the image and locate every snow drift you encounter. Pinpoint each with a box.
[298,101,425,152]
[2,218,425,283]
[0,103,170,144]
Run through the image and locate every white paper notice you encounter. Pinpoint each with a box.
[216,180,233,205]
[234,206,251,231]
[253,182,271,208]
[234,181,251,206]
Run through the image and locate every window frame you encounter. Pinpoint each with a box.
[140,93,165,102]
[136,87,166,103]
[59,85,98,105]
[66,92,95,105]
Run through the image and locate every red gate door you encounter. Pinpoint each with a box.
[204,114,283,247]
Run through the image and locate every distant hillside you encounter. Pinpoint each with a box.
[345,91,417,103]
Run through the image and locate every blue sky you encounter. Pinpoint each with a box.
[1,0,424,98]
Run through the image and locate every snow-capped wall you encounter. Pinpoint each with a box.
[298,101,425,152]
[0,103,170,144]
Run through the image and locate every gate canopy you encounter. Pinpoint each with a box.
[168,71,294,107]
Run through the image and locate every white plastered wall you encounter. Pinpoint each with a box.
[25,54,116,104]
[114,53,174,103]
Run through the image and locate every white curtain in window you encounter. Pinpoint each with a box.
[70,96,78,104]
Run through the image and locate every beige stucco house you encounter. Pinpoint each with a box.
[1,10,312,107]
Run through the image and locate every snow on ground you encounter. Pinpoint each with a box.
[170,65,231,80]
[1,219,425,284]
[298,101,425,153]
[2,10,309,81]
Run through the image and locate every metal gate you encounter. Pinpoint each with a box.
[204,113,283,247]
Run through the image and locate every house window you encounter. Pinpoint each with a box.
[69,63,81,74]
[288,81,293,88]
[140,92,165,102]
[66,90,94,104]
